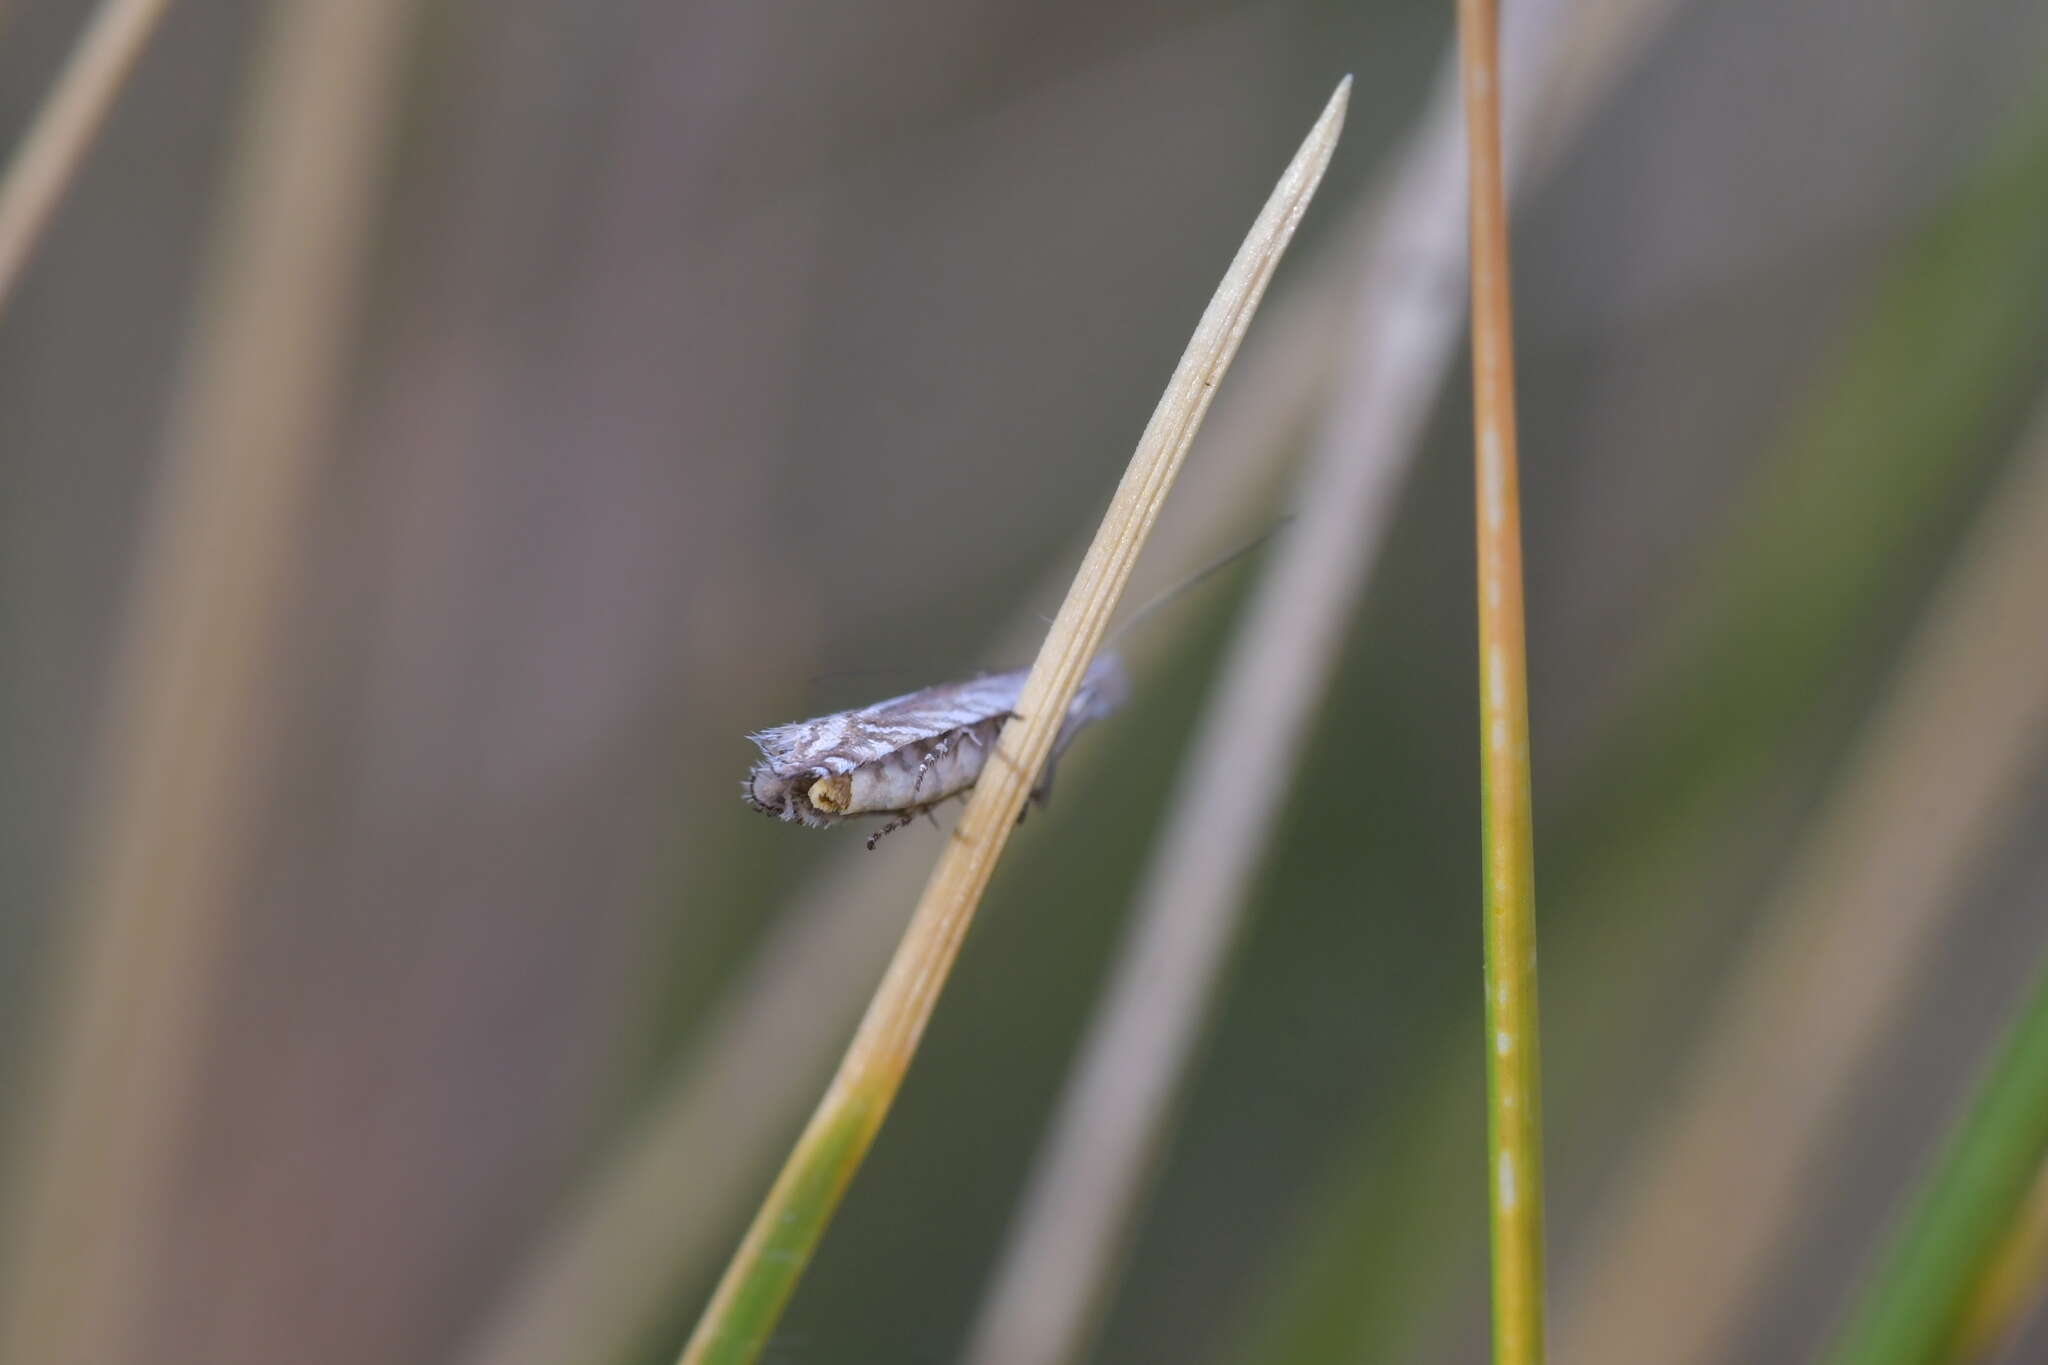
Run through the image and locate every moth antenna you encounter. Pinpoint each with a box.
[1103,517,1291,649]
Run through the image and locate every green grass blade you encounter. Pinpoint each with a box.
[1823,959,2048,1365]
[1947,1158,2048,1360]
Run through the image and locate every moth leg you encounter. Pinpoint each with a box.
[1029,751,1065,808]
[866,810,916,850]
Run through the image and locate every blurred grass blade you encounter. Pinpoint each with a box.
[1557,386,2048,1365]
[1946,1156,2048,1362]
[674,78,1349,1365]
[956,0,1635,1359]
[958,71,1470,1365]
[1823,954,2048,1365]
[0,2,418,1363]
[0,0,173,313]
[1459,0,1547,1359]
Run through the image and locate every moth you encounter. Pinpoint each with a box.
[743,526,1278,847]
[743,653,1129,849]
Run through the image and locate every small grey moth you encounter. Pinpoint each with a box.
[743,653,1128,849]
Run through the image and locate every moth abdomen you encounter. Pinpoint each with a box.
[805,718,1001,818]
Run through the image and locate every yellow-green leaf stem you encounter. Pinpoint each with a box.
[1459,0,1547,1360]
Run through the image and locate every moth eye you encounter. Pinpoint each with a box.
[808,774,853,813]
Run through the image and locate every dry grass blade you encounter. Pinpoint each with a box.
[0,3,417,1362]
[1556,390,2048,1365]
[0,0,173,314]
[675,77,1349,1365]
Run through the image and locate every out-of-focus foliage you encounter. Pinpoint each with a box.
[1825,956,2048,1365]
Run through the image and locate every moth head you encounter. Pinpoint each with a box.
[743,760,842,828]
[744,763,800,817]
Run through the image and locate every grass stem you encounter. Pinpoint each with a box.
[1458,0,1547,1360]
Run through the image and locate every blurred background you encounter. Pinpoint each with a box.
[4,1,2048,1363]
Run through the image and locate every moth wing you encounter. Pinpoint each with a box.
[1054,653,1128,753]
[748,668,1028,777]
